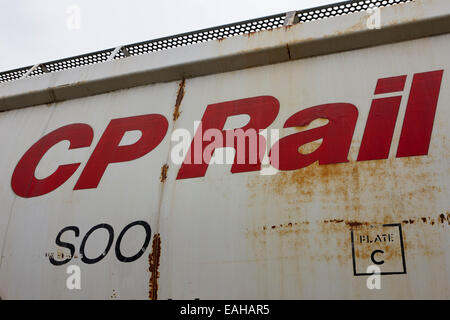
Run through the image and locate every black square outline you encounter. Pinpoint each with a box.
[351,223,407,276]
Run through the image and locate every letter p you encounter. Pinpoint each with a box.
[74,114,168,190]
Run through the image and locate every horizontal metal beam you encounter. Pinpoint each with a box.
[0,0,448,112]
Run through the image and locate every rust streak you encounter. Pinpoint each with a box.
[438,213,449,224]
[345,221,367,227]
[413,214,450,225]
[148,233,161,300]
[160,164,169,183]
[173,79,185,121]
[286,44,291,60]
[255,212,449,236]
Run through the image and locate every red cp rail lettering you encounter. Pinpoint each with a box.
[11,114,168,198]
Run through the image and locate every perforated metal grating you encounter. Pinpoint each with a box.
[0,0,413,84]
[296,0,411,22]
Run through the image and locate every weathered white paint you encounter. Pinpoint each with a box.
[0,0,449,299]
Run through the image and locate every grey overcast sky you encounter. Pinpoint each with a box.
[0,0,341,72]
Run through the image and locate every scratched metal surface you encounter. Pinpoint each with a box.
[0,1,449,299]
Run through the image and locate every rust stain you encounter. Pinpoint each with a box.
[246,156,439,218]
[298,140,322,155]
[295,118,329,131]
[353,238,399,261]
[332,19,366,37]
[246,31,258,38]
[345,221,367,228]
[324,219,344,224]
[148,233,161,300]
[263,220,310,231]
[160,164,169,183]
[260,219,368,233]
[257,212,449,234]
[110,289,118,299]
[247,215,449,268]
[286,44,291,60]
[56,249,64,259]
[403,213,450,225]
[45,251,79,260]
[173,79,185,121]
[244,137,447,275]
[247,211,449,264]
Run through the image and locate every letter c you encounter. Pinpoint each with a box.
[370,249,385,265]
[11,123,93,198]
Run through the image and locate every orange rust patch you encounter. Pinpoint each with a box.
[294,118,329,131]
[298,140,322,155]
[160,164,169,183]
[245,153,446,270]
[148,233,161,300]
[353,241,399,261]
[246,156,439,220]
[246,31,258,38]
[173,79,185,121]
